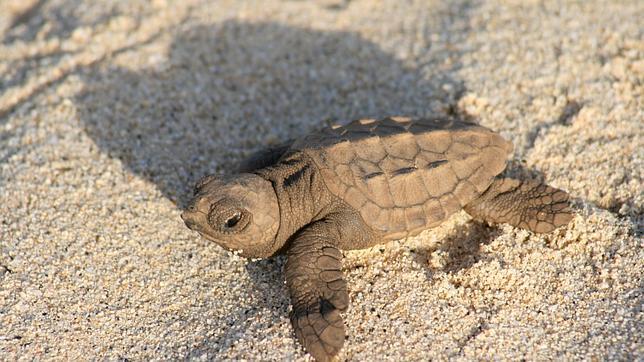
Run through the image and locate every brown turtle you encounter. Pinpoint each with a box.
[181,116,572,361]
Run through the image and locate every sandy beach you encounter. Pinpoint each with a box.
[1,0,642,360]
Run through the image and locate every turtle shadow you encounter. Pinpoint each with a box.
[75,19,468,206]
[412,219,503,276]
[74,8,475,357]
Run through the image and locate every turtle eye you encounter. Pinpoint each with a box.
[207,201,251,233]
[224,212,242,228]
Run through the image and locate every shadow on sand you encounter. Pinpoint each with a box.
[75,19,469,204]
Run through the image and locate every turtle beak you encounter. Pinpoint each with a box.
[181,209,199,230]
[181,197,204,231]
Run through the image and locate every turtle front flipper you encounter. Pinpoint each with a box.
[285,221,349,362]
[464,177,573,233]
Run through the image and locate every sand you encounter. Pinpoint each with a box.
[0,0,642,360]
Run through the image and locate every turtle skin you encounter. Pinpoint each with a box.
[181,116,573,362]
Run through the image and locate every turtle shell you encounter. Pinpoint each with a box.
[291,116,513,240]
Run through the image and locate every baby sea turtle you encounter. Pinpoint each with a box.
[181,116,572,361]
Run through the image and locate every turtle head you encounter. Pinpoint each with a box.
[181,173,281,258]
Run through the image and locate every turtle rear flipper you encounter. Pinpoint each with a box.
[464,177,573,233]
[285,221,349,362]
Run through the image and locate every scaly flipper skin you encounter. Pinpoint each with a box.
[285,221,349,362]
[464,177,573,233]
